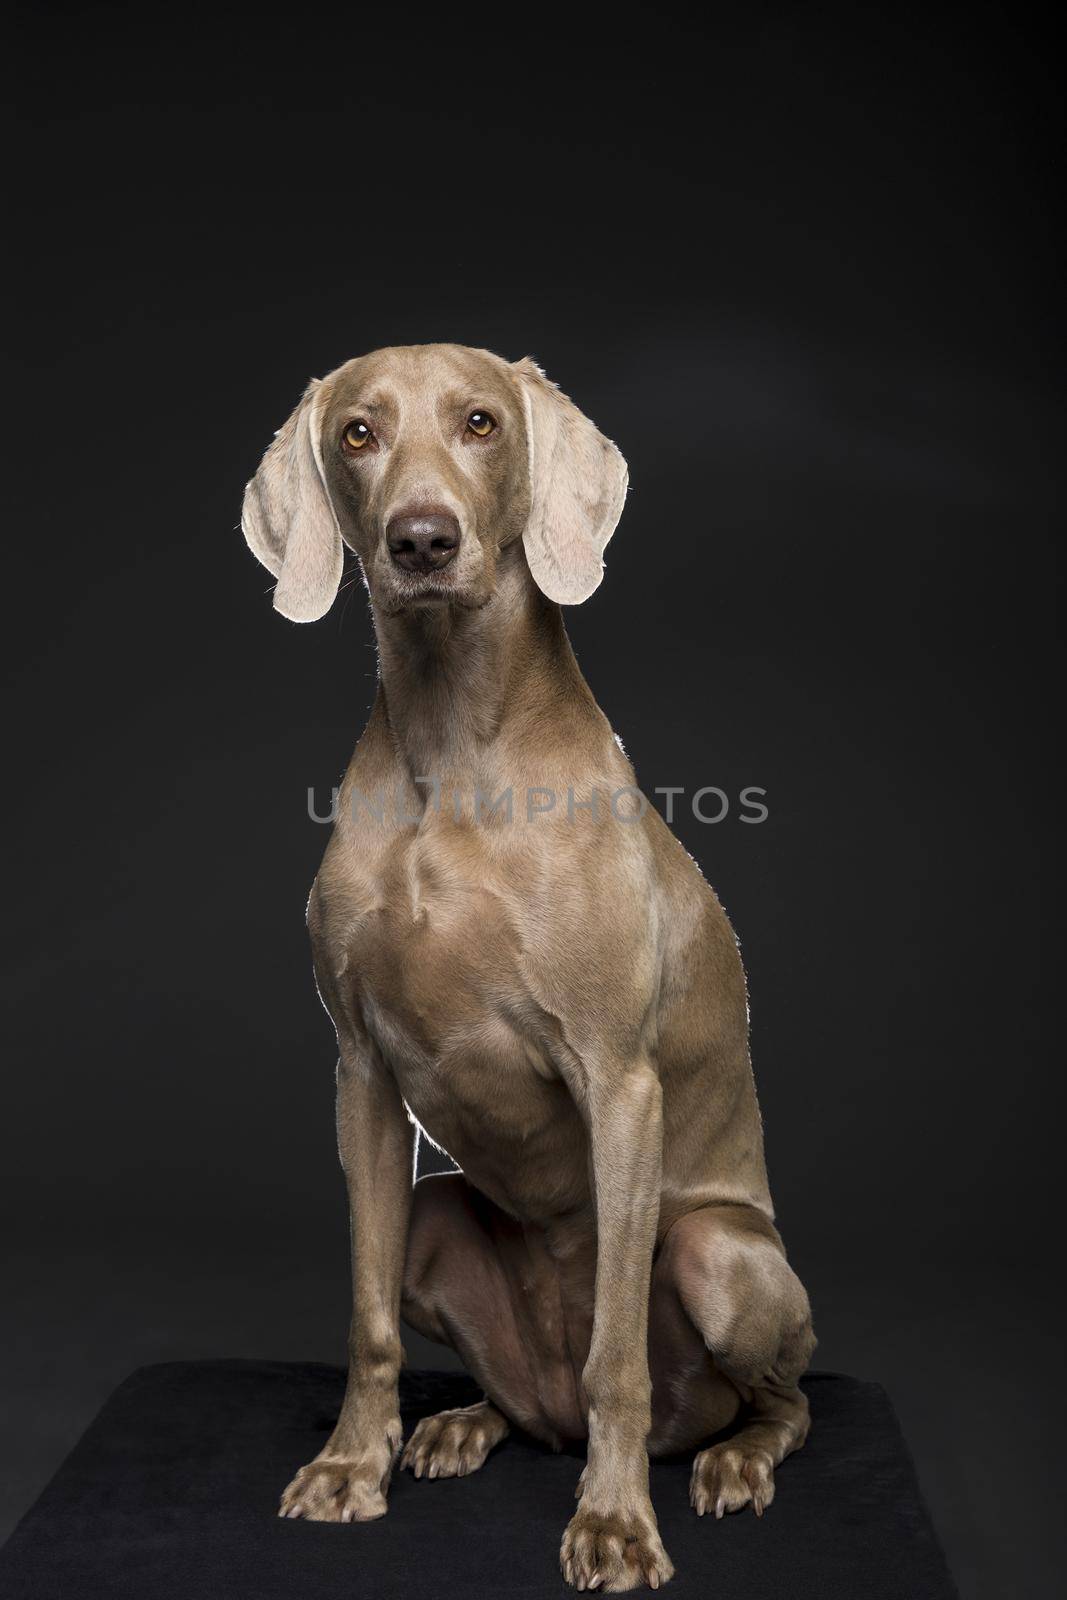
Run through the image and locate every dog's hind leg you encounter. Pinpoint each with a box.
[688,1381,810,1518]
[400,1399,510,1479]
[649,1202,814,1517]
[400,1172,588,1472]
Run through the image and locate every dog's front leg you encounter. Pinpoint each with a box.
[562,1061,674,1592]
[279,1032,415,1523]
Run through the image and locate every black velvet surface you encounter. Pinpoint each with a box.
[0,1361,957,1599]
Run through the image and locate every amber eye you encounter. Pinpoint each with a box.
[343,419,374,451]
[466,411,496,437]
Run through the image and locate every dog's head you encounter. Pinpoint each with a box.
[241,344,628,620]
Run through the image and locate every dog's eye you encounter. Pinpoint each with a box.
[343,420,374,452]
[466,411,496,437]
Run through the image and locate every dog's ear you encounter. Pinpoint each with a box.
[513,357,628,605]
[241,378,343,622]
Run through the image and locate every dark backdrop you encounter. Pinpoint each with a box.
[2,8,1061,1598]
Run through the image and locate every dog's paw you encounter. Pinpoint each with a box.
[279,1431,400,1524]
[401,1401,509,1479]
[561,1503,674,1592]
[689,1442,775,1519]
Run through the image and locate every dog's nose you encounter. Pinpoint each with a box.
[386,510,461,575]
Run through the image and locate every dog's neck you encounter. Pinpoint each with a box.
[370,545,590,787]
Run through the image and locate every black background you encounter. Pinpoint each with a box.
[2,7,1061,1597]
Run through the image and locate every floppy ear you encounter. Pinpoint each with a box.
[241,378,343,623]
[513,357,628,605]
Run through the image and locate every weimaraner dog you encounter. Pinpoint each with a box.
[241,344,814,1591]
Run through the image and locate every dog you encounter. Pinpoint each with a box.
[241,344,815,1592]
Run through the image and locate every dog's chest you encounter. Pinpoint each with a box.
[348,824,524,1044]
[335,823,588,1212]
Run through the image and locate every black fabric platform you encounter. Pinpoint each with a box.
[0,1361,958,1598]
